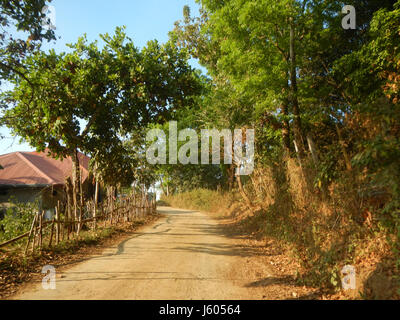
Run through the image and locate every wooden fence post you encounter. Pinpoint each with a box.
[24,213,38,255]
[55,204,60,245]
[66,180,72,240]
[49,218,55,247]
[38,211,43,251]
[77,170,84,235]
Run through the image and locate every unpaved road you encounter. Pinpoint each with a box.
[13,207,274,300]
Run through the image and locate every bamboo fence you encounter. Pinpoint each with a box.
[0,191,157,254]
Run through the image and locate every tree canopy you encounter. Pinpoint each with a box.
[0,0,56,85]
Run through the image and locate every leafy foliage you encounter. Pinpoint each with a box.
[2,27,203,188]
[0,199,37,242]
[0,0,56,85]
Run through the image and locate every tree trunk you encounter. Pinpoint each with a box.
[94,175,99,229]
[78,168,84,233]
[335,122,352,171]
[55,202,60,245]
[38,211,43,251]
[236,174,253,210]
[227,164,235,191]
[306,133,319,166]
[281,101,291,155]
[71,149,82,234]
[133,188,137,217]
[289,19,306,158]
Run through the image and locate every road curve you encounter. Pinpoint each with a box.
[13,207,272,300]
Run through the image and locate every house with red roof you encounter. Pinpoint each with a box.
[0,151,92,218]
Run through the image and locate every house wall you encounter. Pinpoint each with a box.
[0,187,43,206]
[0,187,42,220]
[0,181,97,220]
[0,185,65,211]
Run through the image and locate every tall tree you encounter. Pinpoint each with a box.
[2,27,203,226]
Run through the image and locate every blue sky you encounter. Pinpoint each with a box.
[0,0,202,155]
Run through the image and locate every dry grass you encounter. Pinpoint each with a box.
[163,158,399,299]
[161,189,236,216]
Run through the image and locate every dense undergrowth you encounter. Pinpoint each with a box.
[162,158,399,299]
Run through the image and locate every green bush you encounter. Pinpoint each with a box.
[0,199,38,242]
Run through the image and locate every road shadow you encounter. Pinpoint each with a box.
[172,242,265,258]
[245,276,323,300]
[157,208,196,215]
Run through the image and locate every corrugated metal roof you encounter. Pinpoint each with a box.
[0,150,90,186]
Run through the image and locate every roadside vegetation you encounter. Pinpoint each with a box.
[0,0,198,266]
[158,0,400,299]
[0,200,39,243]
[161,189,236,214]
[1,0,400,300]
[162,157,399,299]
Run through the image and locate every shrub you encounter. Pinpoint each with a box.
[0,199,38,242]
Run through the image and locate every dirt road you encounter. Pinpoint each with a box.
[13,207,275,300]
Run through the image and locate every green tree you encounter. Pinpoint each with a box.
[0,0,56,84]
[2,27,203,227]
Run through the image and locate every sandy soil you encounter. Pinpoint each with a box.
[11,207,319,300]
